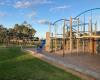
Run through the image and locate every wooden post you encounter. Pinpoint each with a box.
[54,24,57,53]
[94,22,97,54]
[46,32,50,52]
[89,18,92,54]
[62,19,66,57]
[77,39,79,55]
[83,14,85,33]
[46,23,51,52]
[66,40,68,51]
[66,25,68,51]
[90,38,93,54]
[95,21,97,36]
[70,17,72,53]
[83,15,85,53]
[94,39,97,54]
[51,32,53,52]
[77,18,79,54]
[83,39,85,53]
[88,18,92,36]
[65,25,68,50]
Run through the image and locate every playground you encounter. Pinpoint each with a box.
[33,8,100,80]
[36,8,100,56]
[1,0,100,79]
[44,8,100,56]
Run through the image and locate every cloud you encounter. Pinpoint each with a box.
[25,11,37,20]
[0,0,53,8]
[0,0,13,6]
[14,0,53,8]
[0,12,7,17]
[38,19,50,25]
[31,0,53,5]
[14,1,32,8]
[50,5,71,11]
[39,0,53,4]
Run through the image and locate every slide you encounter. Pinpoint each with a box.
[36,40,46,53]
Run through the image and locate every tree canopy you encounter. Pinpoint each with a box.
[0,21,36,45]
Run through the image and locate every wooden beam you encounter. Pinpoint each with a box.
[82,36,100,38]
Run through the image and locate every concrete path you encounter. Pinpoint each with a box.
[25,48,100,80]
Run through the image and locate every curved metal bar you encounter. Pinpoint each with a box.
[74,8,100,19]
[52,19,69,25]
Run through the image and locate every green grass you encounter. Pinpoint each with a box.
[0,47,82,80]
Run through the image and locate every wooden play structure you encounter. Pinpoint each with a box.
[45,8,100,56]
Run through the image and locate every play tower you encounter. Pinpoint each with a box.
[46,8,100,56]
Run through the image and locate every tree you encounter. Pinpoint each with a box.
[0,25,7,43]
[13,21,36,45]
[0,21,36,46]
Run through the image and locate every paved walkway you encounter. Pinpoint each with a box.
[25,48,100,80]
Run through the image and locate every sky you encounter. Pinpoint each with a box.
[0,0,100,38]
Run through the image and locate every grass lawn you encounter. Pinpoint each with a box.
[0,47,82,80]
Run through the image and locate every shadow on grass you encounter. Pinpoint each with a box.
[0,54,81,80]
[0,47,24,62]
